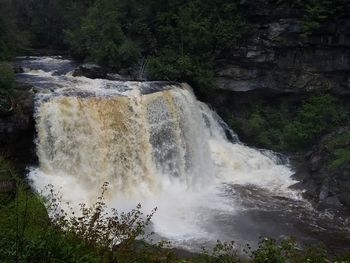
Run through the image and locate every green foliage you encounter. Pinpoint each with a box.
[326,131,350,148]
[146,0,245,89]
[49,183,157,254]
[283,94,347,149]
[0,63,16,113]
[0,0,24,59]
[300,0,334,37]
[281,0,350,37]
[328,148,350,169]
[74,0,141,69]
[321,130,350,169]
[227,94,348,151]
[0,178,350,262]
[2,0,246,89]
[0,62,15,91]
[197,241,238,263]
[248,238,297,263]
[247,238,331,263]
[147,53,216,91]
[64,0,246,89]
[194,238,348,263]
[0,181,177,263]
[14,0,68,49]
[0,156,14,180]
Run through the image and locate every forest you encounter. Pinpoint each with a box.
[1,0,349,89]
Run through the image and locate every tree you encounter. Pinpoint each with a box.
[0,0,22,60]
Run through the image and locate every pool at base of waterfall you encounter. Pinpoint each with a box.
[17,56,350,253]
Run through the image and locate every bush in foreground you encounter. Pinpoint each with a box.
[0,179,349,262]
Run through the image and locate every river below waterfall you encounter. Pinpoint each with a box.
[16,56,350,253]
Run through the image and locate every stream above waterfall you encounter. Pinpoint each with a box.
[17,56,350,253]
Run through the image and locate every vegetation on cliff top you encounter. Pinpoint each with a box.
[0,1,19,109]
[0,0,247,91]
[65,0,246,90]
[2,0,350,91]
[281,0,350,37]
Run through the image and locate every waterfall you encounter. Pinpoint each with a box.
[23,56,300,247]
[34,85,215,199]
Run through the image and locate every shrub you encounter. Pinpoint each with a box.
[0,182,175,263]
[247,237,332,263]
[197,241,239,263]
[280,0,349,37]
[0,156,14,180]
[283,94,347,149]
[322,130,350,169]
[1,181,350,262]
[48,183,157,253]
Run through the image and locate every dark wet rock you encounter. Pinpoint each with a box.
[293,126,350,210]
[13,65,24,74]
[0,85,36,168]
[0,87,33,134]
[72,63,107,79]
[106,73,132,81]
[140,81,182,94]
[0,93,16,117]
[73,64,133,81]
[338,193,350,207]
[310,154,323,172]
[215,0,350,95]
[318,196,343,210]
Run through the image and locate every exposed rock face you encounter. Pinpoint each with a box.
[293,126,350,210]
[73,63,132,81]
[0,86,36,168]
[207,0,350,211]
[216,0,350,95]
[72,63,108,79]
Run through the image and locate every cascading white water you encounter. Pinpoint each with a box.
[24,56,305,249]
[33,85,216,200]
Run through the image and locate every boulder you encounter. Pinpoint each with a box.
[72,64,133,81]
[72,63,107,79]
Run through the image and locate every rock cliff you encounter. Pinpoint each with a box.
[216,0,350,95]
[209,0,350,211]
